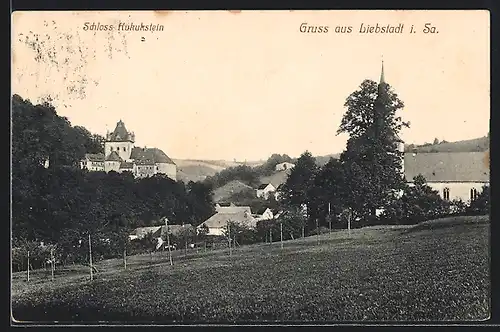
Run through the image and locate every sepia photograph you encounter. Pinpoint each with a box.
[11,10,490,324]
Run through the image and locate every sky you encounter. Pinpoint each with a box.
[11,10,490,161]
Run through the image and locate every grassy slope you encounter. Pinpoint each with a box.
[212,180,254,203]
[12,215,490,322]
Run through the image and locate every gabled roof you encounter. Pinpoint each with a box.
[130,147,175,165]
[105,151,122,162]
[215,205,252,214]
[84,153,105,162]
[257,183,272,190]
[404,152,489,182]
[200,210,256,229]
[108,120,134,142]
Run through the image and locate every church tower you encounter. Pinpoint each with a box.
[377,60,405,177]
[104,120,135,162]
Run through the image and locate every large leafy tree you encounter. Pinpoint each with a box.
[337,76,409,220]
[278,151,318,212]
[308,158,346,225]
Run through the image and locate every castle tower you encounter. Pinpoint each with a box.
[104,120,135,161]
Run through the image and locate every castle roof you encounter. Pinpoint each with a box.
[108,120,134,142]
[105,151,122,162]
[404,152,489,183]
[130,147,175,165]
[84,153,105,162]
[120,162,134,169]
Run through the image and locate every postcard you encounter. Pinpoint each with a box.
[11,10,490,324]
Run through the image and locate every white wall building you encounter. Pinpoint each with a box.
[275,162,295,172]
[256,183,276,199]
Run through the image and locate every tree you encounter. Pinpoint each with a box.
[468,185,490,215]
[433,138,440,145]
[381,175,447,224]
[277,206,307,239]
[222,220,257,246]
[307,158,346,226]
[337,78,409,221]
[278,151,318,211]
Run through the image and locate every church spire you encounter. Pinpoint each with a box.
[380,58,385,84]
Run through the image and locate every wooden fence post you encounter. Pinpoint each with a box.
[27,251,30,282]
[89,233,93,281]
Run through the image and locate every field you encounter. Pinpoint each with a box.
[405,136,489,153]
[11,215,490,323]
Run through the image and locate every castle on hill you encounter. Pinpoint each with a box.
[80,120,177,181]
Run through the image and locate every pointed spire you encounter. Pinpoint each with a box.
[380,57,385,84]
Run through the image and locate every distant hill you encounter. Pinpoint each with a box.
[405,136,489,153]
[174,159,263,183]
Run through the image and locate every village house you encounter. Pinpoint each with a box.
[253,207,274,221]
[256,183,276,199]
[80,154,105,171]
[80,120,177,181]
[275,162,295,171]
[197,205,256,236]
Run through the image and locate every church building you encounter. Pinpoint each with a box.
[378,62,490,204]
[80,120,177,181]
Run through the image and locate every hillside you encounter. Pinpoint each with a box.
[405,136,489,153]
[212,180,254,203]
[12,215,490,322]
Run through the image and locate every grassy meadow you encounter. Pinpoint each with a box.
[11,215,490,323]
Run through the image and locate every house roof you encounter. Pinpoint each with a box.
[85,153,105,162]
[404,152,489,182]
[160,224,194,236]
[257,183,271,190]
[130,147,175,165]
[105,151,122,162]
[256,207,271,215]
[108,120,134,142]
[200,210,256,229]
[215,205,252,214]
[131,226,162,238]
